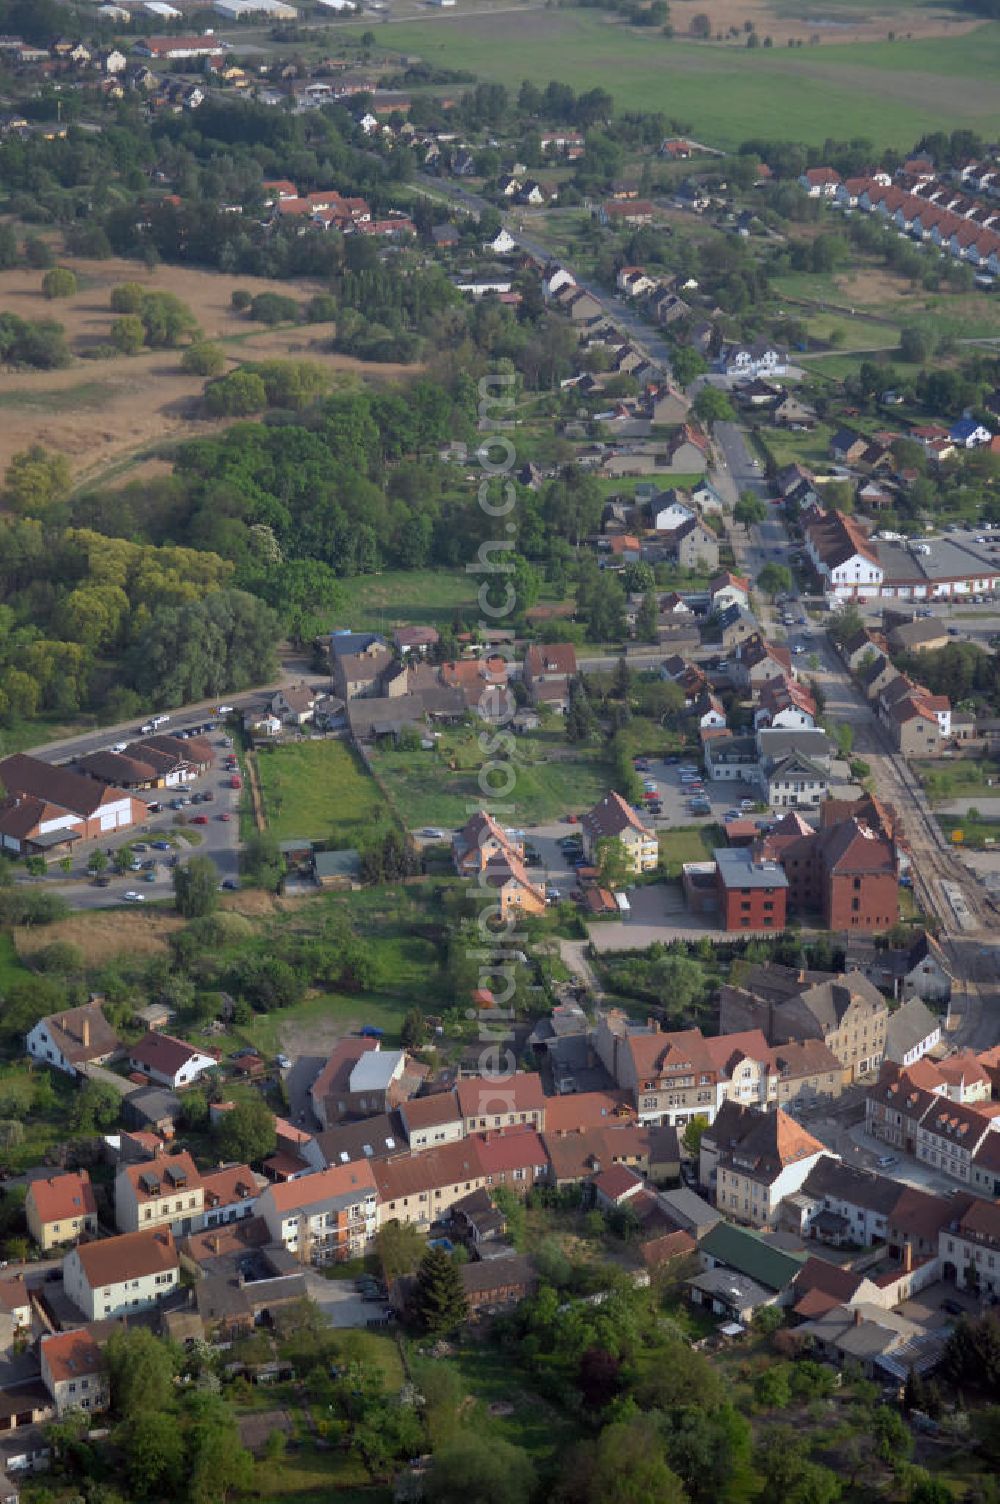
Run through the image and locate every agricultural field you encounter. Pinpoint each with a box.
[0,253,422,485]
[350,12,1000,149]
[254,740,385,847]
[371,727,615,828]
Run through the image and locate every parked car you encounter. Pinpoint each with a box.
[192,814,209,825]
[218,812,232,822]
[123,890,146,903]
[229,775,242,789]
[152,840,171,850]
[93,875,111,887]
[221,878,239,890]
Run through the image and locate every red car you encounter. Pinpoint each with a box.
[218,812,231,822]
[192,814,209,825]
[229,775,242,790]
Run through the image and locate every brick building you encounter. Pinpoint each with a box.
[713,846,789,931]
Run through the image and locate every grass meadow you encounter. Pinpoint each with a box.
[255,740,385,846]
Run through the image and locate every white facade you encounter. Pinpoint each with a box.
[63,1249,178,1321]
[716,1148,826,1229]
[650,499,695,531]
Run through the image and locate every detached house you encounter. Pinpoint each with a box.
[63,1228,179,1321]
[40,1328,110,1418]
[127,1032,217,1091]
[523,642,577,712]
[26,1002,119,1079]
[26,1171,98,1252]
[582,790,658,875]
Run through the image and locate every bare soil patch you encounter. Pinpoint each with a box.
[0,255,422,484]
[14,909,185,965]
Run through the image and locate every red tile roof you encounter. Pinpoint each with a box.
[129,1031,208,1078]
[27,1170,96,1227]
[73,1228,177,1288]
[264,1159,376,1213]
[201,1164,259,1209]
[42,1327,105,1383]
[456,1073,546,1120]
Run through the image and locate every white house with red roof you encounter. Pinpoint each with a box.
[127,1031,217,1090]
[798,167,841,197]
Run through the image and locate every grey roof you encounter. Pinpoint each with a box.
[795,972,886,1031]
[757,728,832,770]
[885,997,942,1062]
[714,846,789,891]
[800,1154,902,1216]
[314,849,361,880]
[878,537,996,585]
[658,1186,722,1236]
[329,631,386,659]
[767,752,829,783]
[125,1085,182,1125]
[688,1267,775,1311]
[350,1049,404,1093]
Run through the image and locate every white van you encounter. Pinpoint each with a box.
[151,714,170,729]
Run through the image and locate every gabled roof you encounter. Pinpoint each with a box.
[27,1170,96,1226]
[265,1159,377,1214]
[524,642,578,678]
[36,1002,119,1065]
[457,1073,545,1119]
[583,789,654,842]
[699,1221,804,1290]
[121,1151,202,1205]
[0,753,115,818]
[402,1091,462,1131]
[73,1228,177,1288]
[129,1031,210,1078]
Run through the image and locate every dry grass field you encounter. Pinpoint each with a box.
[0,255,422,485]
[13,909,185,964]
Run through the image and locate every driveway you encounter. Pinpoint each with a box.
[305,1273,390,1328]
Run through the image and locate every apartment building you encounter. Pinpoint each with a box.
[374,1141,484,1229]
[581,790,659,875]
[712,1107,827,1230]
[720,965,888,1081]
[940,1199,1000,1297]
[39,1328,111,1417]
[258,1161,378,1265]
[114,1151,204,1236]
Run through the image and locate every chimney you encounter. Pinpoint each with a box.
[852,1306,863,1326]
[902,1242,913,1274]
[82,1016,90,1049]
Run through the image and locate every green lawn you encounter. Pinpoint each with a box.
[759,421,837,471]
[371,729,615,827]
[658,825,717,878]
[328,568,477,634]
[344,12,1000,149]
[0,930,27,992]
[255,740,385,847]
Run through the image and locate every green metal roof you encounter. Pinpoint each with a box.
[699,1221,805,1291]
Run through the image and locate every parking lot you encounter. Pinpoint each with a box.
[37,731,243,909]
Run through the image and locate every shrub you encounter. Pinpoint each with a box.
[231,289,253,311]
[110,282,146,314]
[111,315,146,355]
[41,267,76,299]
[249,292,299,326]
[182,342,226,377]
[203,369,267,416]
